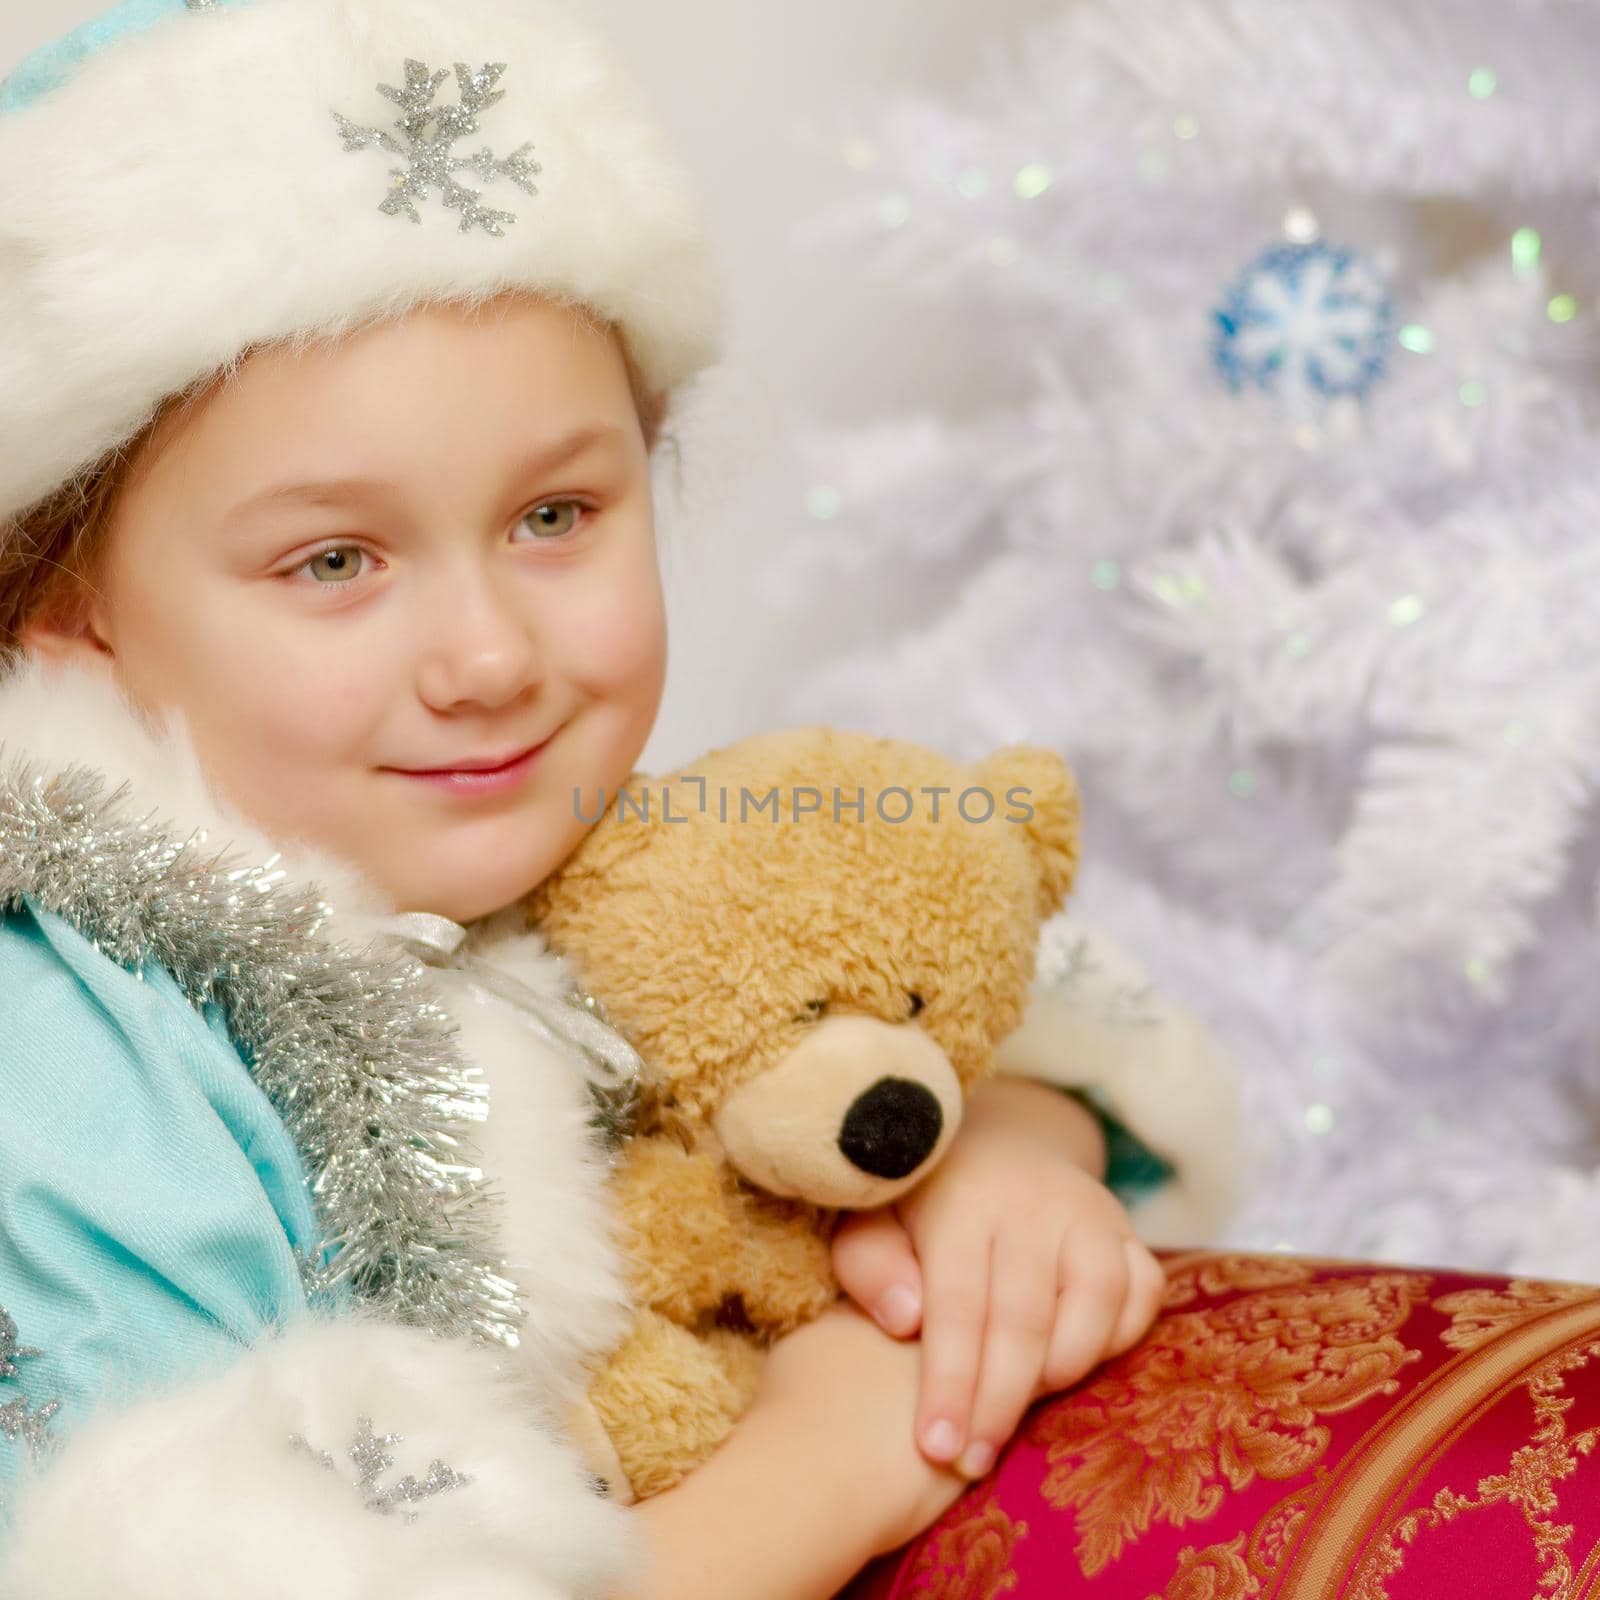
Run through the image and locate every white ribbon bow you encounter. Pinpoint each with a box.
[376,911,644,1159]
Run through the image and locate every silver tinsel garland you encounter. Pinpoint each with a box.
[0,758,525,1350]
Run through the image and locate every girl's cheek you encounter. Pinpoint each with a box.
[560,552,666,688]
[211,619,393,756]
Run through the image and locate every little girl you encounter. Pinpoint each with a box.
[0,2,1238,1596]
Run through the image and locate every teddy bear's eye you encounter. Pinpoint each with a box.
[907,992,925,1018]
[797,998,828,1022]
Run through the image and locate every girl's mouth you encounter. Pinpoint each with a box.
[390,738,551,796]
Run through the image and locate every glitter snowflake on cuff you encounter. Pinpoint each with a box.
[289,1414,473,1523]
[1036,928,1163,1032]
[0,1306,61,1465]
[332,58,541,238]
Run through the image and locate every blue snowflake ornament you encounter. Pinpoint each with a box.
[1212,242,1394,404]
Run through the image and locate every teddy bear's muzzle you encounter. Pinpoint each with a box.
[711,1014,964,1208]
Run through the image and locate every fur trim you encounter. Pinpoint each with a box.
[0,0,725,523]
[0,1311,639,1600]
[993,914,1245,1246]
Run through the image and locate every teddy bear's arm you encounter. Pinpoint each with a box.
[727,1187,842,1335]
[586,1307,766,1500]
[610,1135,746,1323]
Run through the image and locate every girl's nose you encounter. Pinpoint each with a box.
[414,562,544,711]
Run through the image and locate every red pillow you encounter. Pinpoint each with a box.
[839,1251,1600,1597]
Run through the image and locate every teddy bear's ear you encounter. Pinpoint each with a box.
[974,745,1081,919]
[524,768,656,928]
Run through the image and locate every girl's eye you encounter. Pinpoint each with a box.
[297,546,366,584]
[518,499,585,541]
[287,501,587,588]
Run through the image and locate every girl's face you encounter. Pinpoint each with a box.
[26,295,667,922]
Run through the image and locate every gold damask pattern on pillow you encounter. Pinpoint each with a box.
[841,1254,1600,1599]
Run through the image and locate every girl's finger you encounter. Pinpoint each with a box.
[913,1219,994,1467]
[830,1205,925,1337]
[953,1218,1061,1480]
[1040,1226,1129,1393]
[1106,1236,1168,1356]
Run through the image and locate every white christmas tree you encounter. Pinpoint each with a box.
[762,0,1600,1274]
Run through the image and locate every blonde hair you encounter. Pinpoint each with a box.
[0,297,673,671]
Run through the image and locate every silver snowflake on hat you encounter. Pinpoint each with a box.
[332,58,541,238]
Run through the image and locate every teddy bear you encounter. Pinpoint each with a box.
[525,726,1081,1501]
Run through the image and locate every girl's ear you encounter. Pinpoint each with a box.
[638,390,669,453]
[17,583,117,671]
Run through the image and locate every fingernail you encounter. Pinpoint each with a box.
[957,1442,995,1479]
[924,1419,961,1459]
[876,1285,920,1335]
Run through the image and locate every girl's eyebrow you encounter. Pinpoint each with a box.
[222,424,627,524]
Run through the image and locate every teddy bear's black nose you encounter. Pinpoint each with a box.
[837,1077,944,1179]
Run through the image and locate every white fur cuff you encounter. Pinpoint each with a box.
[993,917,1246,1246]
[0,1311,640,1600]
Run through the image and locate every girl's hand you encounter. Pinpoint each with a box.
[830,1075,1166,1481]
[618,1300,969,1600]
[754,1298,969,1557]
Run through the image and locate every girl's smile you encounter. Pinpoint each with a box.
[386,730,558,795]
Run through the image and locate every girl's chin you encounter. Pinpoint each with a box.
[384,857,558,924]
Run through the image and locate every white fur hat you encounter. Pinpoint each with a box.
[0,0,726,526]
